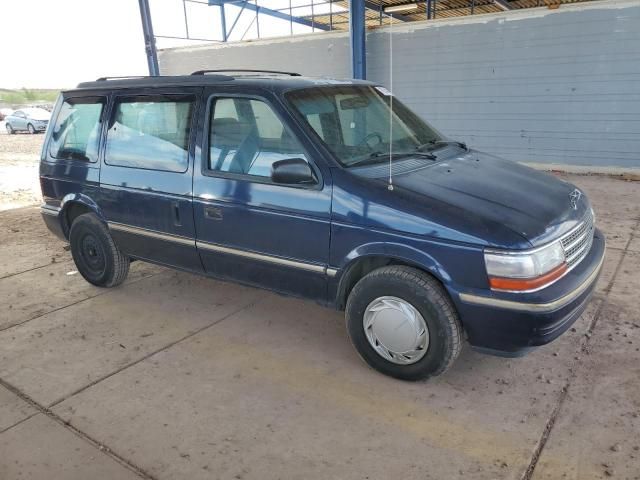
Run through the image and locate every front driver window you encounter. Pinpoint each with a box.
[208,97,309,179]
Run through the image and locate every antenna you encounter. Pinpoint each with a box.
[388,14,394,192]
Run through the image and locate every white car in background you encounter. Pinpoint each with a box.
[5,107,51,134]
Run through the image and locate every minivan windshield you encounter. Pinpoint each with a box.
[286,85,443,167]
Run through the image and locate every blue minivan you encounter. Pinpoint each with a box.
[40,71,605,380]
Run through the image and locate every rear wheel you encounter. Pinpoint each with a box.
[6,123,14,134]
[69,213,129,287]
[27,123,36,134]
[345,265,462,381]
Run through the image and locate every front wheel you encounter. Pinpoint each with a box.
[69,213,130,287]
[345,266,462,381]
[27,123,36,134]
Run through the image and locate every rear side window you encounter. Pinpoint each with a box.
[105,95,195,173]
[49,97,105,162]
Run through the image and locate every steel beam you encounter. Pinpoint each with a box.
[138,0,160,76]
[208,0,331,31]
[349,0,366,79]
[226,0,248,38]
[370,1,412,22]
[494,0,513,10]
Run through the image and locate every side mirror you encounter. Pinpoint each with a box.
[271,158,315,185]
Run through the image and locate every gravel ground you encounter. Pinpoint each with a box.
[0,127,44,210]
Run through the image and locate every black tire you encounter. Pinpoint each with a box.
[6,123,14,134]
[69,213,130,287]
[345,266,462,381]
[27,123,36,134]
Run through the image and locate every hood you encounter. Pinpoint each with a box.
[345,149,589,247]
[388,150,588,245]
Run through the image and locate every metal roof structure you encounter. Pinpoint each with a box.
[297,0,594,29]
[137,0,598,80]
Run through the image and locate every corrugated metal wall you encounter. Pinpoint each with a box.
[159,0,640,169]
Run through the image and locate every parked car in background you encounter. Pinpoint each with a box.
[5,107,50,134]
[39,72,604,381]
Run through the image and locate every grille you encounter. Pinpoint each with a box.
[560,210,594,269]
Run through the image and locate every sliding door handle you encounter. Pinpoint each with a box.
[172,201,181,226]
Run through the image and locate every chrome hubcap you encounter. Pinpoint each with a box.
[363,296,429,365]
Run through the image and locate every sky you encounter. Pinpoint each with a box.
[0,0,337,89]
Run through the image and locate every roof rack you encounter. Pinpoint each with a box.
[95,76,152,81]
[191,69,301,77]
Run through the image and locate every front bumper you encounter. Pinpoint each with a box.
[451,228,606,356]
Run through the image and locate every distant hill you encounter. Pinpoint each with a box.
[0,88,60,108]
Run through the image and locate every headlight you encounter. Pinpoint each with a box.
[484,241,566,292]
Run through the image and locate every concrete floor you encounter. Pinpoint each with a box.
[0,173,638,480]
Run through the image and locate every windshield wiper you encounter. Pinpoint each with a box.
[417,139,468,152]
[349,150,436,168]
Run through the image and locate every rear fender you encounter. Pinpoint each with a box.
[60,193,106,237]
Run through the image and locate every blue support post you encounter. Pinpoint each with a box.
[138,0,160,76]
[349,0,366,79]
[220,4,228,41]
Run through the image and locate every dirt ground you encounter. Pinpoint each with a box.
[0,127,44,210]
[0,134,639,479]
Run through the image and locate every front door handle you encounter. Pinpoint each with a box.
[204,206,223,221]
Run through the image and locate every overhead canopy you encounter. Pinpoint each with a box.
[137,0,597,79]
[296,0,592,30]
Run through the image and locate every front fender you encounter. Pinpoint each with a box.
[338,241,452,283]
[329,241,461,310]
